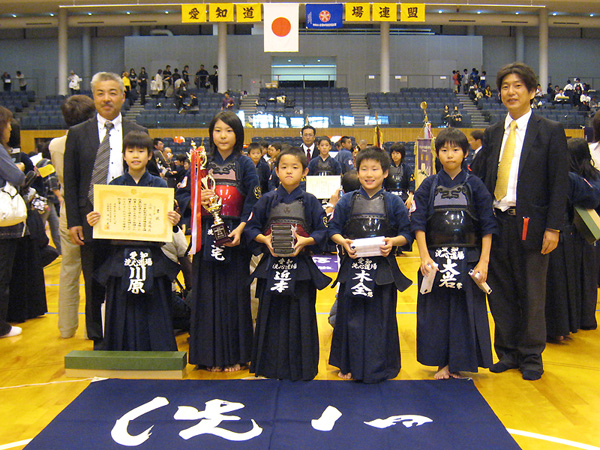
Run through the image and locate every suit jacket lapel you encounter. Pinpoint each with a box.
[85,118,100,153]
[518,114,540,179]
[488,122,505,190]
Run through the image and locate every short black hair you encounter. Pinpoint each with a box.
[247,142,261,153]
[496,62,537,92]
[389,143,406,161]
[258,140,269,149]
[174,153,188,163]
[355,146,391,173]
[275,146,308,170]
[270,142,283,152]
[123,131,153,156]
[341,170,360,193]
[435,128,469,154]
[316,136,331,147]
[153,138,163,148]
[340,136,352,145]
[301,125,316,135]
[470,129,484,141]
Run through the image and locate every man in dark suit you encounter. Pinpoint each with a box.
[465,129,483,170]
[64,71,147,346]
[301,125,318,162]
[471,62,568,381]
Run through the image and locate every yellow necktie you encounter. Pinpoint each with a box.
[494,120,517,201]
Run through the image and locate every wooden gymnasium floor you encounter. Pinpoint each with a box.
[1,246,599,450]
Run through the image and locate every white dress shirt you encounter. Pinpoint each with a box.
[97,113,124,183]
[494,109,532,211]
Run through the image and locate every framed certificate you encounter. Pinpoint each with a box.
[305,175,341,200]
[93,185,174,242]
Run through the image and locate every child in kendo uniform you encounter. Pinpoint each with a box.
[411,128,497,379]
[245,147,331,381]
[307,136,342,176]
[328,147,413,383]
[87,131,181,351]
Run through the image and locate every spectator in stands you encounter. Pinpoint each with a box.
[122,71,132,106]
[49,94,96,339]
[484,85,492,98]
[171,68,181,85]
[195,64,209,90]
[335,136,355,173]
[554,89,569,104]
[479,71,487,89]
[222,92,235,111]
[573,77,583,91]
[68,71,82,95]
[2,72,12,92]
[449,106,463,127]
[182,65,190,84]
[463,69,469,94]
[129,68,138,93]
[15,71,26,91]
[138,67,148,105]
[151,69,163,98]
[210,65,219,93]
[452,70,460,93]
[442,105,450,127]
[163,65,172,87]
[546,83,555,102]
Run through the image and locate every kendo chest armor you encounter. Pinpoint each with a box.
[343,192,394,239]
[202,158,244,218]
[265,199,311,237]
[314,158,335,176]
[426,178,479,248]
[385,164,404,191]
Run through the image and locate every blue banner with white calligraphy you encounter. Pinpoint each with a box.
[306,4,343,29]
[25,379,520,450]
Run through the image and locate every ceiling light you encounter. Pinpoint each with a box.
[88,12,92,15]
[477,11,481,15]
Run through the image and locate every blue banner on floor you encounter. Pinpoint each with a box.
[25,379,520,450]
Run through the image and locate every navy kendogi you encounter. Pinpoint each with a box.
[411,169,497,374]
[97,170,179,351]
[245,185,331,381]
[328,187,413,383]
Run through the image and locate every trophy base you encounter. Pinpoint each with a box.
[212,222,232,247]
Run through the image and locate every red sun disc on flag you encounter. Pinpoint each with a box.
[272,17,291,37]
[319,10,331,22]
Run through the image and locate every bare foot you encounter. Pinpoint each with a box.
[338,371,352,380]
[224,364,241,372]
[207,366,223,372]
[449,371,463,379]
[434,366,451,380]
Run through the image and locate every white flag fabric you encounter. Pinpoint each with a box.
[264,3,299,52]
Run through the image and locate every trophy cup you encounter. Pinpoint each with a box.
[198,148,232,247]
[420,101,429,125]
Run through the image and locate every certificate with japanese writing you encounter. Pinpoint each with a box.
[93,185,174,242]
[305,175,341,199]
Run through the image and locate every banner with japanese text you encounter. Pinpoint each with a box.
[181,4,207,23]
[345,3,370,21]
[372,3,397,21]
[236,3,261,22]
[24,379,521,450]
[306,4,343,29]
[401,3,426,22]
[209,3,234,22]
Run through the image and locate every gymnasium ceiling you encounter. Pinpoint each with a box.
[0,1,599,25]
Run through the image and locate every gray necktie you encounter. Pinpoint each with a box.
[88,121,114,204]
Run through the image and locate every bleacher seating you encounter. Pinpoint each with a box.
[366,88,471,127]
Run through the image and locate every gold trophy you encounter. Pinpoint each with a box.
[420,101,429,125]
[198,147,232,247]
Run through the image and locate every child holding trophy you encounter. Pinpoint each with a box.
[245,147,331,381]
[187,111,261,372]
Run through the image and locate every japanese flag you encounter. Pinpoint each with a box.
[264,3,299,52]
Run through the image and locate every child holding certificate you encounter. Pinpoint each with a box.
[328,147,413,383]
[411,128,497,379]
[245,147,331,381]
[87,131,181,351]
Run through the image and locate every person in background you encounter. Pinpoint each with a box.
[49,94,96,339]
[0,106,25,338]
